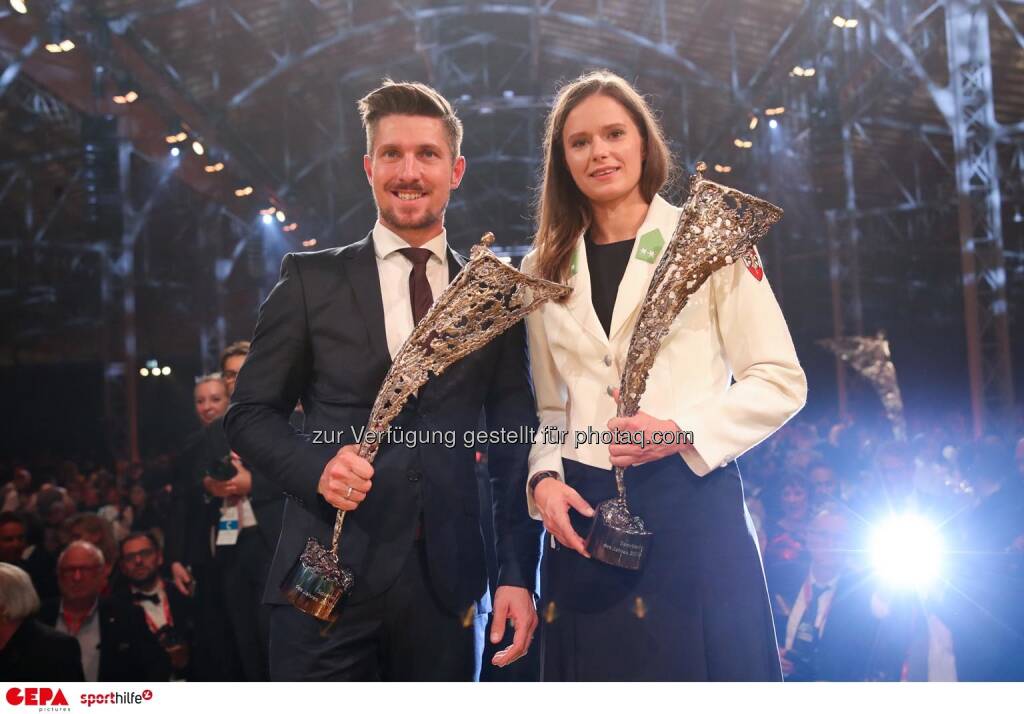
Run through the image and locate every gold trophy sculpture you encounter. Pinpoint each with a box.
[585,162,784,569]
[281,233,571,621]
[818,332,907,442]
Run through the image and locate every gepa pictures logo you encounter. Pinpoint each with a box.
[5,687,70,707]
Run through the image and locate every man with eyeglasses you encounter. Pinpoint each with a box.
[99,532,194,680]
[38,540,109,681]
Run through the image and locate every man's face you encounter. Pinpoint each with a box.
[221,354,246,398]
[810,466,838,501]
[58,544,106,603]
[807,512,849,570]
[363,114,465,244]
[0,522,27,562]
[120,536,162,587]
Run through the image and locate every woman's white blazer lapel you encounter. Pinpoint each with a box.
[606,194,680,342]
[562,234,609,347]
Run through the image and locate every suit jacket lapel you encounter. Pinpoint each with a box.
[341,233,391,366]
[607,195,677,342]
[565,234,611,346]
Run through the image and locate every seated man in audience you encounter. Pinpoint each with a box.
[775,510,909,681]
[0,563,84,681]
[101,531,194,681]
[38,540,109,681]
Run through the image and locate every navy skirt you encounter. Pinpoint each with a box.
[540,456,782,681]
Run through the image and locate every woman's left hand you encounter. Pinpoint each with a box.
[607,389,693,468]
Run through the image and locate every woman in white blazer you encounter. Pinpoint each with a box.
[522,71,808,681]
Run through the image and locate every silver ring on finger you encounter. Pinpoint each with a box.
[346,486,353,498]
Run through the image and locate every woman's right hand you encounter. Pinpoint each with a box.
[533,478,595,558]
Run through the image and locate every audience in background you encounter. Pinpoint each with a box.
[1,400,1022,681]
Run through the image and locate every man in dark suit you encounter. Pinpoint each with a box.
[99,532,194,681]
[38,541,109,681]
[0,562,84,681]
[775,509,911,681]
[224,80,541,681]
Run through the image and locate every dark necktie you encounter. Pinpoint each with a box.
[398,247,434,325]
[132,591,160,605]
[803,584,828,643]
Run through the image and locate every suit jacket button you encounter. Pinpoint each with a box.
[407,470,421,482]
[603,355,612,366]
[606,385,614,397]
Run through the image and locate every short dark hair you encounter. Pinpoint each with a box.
[120,531,160,556]
[219,341,250,371]
[357,80,463,159]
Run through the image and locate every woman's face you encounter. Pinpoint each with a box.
[561,93,645,207]
[194,380,228,427]
[781,483,808,519]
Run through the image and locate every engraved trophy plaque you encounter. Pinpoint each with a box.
[585,162,784,570]
[281,233,571,621]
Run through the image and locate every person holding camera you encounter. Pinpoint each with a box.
[169,344,283,681]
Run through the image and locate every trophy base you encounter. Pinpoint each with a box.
[585,498,652,570]
[280,538,355,622]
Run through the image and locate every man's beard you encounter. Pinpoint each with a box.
[130,571,159,590]
[379,205,443,232]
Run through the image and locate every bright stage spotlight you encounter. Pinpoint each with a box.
[769,119,778,129]
[261,214,273,225]
[170,147,180,157]
[870,513,944,590]
[10,0,28,14]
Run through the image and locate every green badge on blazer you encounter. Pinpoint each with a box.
[634,229,664,264]
[570,249,578,276]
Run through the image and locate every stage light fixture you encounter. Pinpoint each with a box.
[833,15,847,27]
[276,210,285,223]
[170,147,180,157]
[234,186,254,197]
[749,116,758,130]
[302,239,318,247]
[59,39,74,52]
[769,119,778,129]
[259,207,276,215]
[139,368,149,377]
[870,513,944,590]
[283,222,298,232]
[204,162,225,173]
[791,65,815,77]
[10,0,28,14]
[733,139,752,149]
[714,164,732,173]
[45,43,62,53]
[161,366,171,376]
[765,106,785,116]
[192,140,205,156]
[262,214,273,225]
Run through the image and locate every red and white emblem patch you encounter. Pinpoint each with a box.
[742,248,764,281]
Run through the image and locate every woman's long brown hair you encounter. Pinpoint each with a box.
[530,71,674,287]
